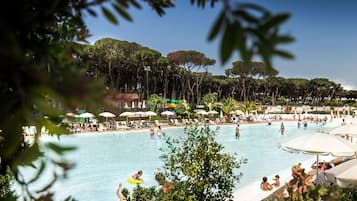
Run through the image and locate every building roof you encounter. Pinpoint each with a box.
[104,92,139,103]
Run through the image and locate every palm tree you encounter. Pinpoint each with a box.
[202,93,218,111]
[175,100,191,119]
[147,94,166,113]
[221,98,239,117]
[237,101,258,116]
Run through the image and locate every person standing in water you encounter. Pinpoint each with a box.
[150,127,155,139]
[157,125,162,138]
[235,123,240,140]
[280,122,285,135]
[303,120,308,129]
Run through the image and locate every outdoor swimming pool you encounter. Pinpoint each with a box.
[21,122,323,200]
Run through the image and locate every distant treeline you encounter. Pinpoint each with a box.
[76,38,357,106]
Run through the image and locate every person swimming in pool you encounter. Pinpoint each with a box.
[132,170,143,181]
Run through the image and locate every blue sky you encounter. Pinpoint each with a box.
[84,0,357,90]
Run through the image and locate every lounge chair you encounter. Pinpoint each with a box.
[174,119,183,126]
[97,123,107,131]
[183,119,190,125]
[193,118,202,125]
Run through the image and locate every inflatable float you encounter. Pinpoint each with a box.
[127,177,143,184]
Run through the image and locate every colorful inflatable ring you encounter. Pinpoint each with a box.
[127,177,143,184]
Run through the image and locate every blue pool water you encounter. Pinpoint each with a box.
[21,122,322,200]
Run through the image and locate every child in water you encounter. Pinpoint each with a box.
[132,170,143,181]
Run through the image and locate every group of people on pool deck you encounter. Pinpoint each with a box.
[260,159,337,192]
[260,175,281,191]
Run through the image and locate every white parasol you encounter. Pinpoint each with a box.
[161,111,175,116]
[329,124,357,136]
[99,112,116,118]
[119,112,135,117]
[280,132,357,175]
[145,111,157,116]
[79,112,94,118]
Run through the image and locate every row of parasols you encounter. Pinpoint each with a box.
[66,111,176,118]
[67,110,228,119]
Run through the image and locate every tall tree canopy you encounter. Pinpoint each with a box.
[167,50,216,104]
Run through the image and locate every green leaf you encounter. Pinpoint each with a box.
[263,56,273,71]
[239,3,269,15]
[27,161,46,184]
[46,142,77,155]
[207,11,225,41]
[86,8,97,17]
[101,7,118,24]
[112,3,133,22]
[129,0,142,9]
[260,13,290,32]
[14,144,43,167]
[64,196,77,201]
[37,118,67,136]
[274,35,295,44]
[32,97,61,117]
[35,177,57,194]
[220,22,235,65]
[274,49,294,59]
[232,22,251,62]
[233,9,259,23]
[116,0,129,8]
